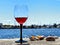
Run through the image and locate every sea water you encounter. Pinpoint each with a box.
[0,28,60,39]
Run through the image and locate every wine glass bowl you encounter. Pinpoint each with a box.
[14,5,28,24]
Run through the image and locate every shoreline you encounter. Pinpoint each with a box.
[0,37,60,45]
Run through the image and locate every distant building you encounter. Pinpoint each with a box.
[57,24,60,28]
[0,23,3,28]
[0,23,3,26]
[1,25,12,28]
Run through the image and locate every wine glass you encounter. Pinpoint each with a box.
[14,4,28,44]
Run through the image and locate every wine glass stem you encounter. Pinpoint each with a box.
[20,24,23,44]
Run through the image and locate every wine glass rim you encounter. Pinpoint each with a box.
[14,4,29,19]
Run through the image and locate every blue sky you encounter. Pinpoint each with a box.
[0,0,60,25]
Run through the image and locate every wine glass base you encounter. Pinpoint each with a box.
[15,41,30,45]
[15,40,27,43]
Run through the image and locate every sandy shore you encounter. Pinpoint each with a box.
[0,37,60,45]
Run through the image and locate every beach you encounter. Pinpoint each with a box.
[0,37,60,45]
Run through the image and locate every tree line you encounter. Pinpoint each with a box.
[0,23,60,29]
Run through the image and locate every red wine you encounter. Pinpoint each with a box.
[15,17,27,24]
